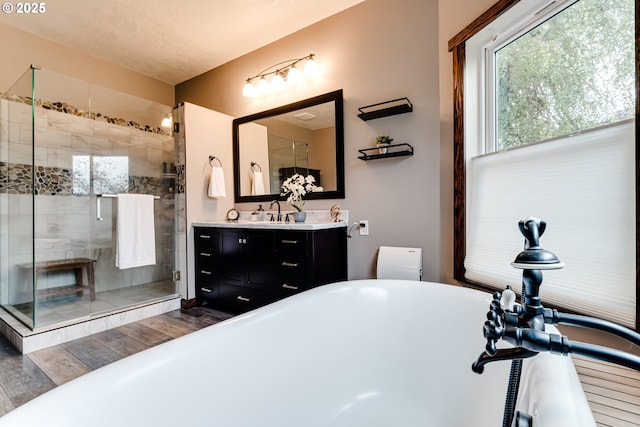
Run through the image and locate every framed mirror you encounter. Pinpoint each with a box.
[233,89,345,203]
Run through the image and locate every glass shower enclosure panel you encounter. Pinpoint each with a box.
[0,66,179,330]
[0,68,36,328]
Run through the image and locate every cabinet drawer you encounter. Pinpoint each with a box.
[196,283,219,301]
[197,266,217,284]
[195,228,217,252]
[197,248,215,259]
[277,256,308,277]
[274,280,309,297]
[218,284,272,312]
[275,232,308,253]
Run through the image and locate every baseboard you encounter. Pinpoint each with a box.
[181,298,197,309]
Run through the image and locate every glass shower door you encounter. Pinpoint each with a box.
[0,67,36,328]
[1,66,179,330]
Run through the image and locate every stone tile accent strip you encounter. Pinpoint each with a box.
[3,94,170,137]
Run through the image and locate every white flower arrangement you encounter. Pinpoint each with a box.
[280,173,323,212]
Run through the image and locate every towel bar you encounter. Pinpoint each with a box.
[96,194,160,221]
[97,194,160,199]
[250,161,262,172]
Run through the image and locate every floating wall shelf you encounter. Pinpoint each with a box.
[358,143,414,161]
[357,97,413,121]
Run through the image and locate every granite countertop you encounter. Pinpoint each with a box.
[192,220,347,231]
[193,209,349,231]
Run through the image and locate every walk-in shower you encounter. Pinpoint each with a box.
[0,66,181,333]
[268,137,318,190]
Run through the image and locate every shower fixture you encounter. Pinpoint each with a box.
[471,217,640,427]
[472,217,640,373]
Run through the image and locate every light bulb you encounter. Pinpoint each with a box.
[271,72,286,91]
[161,116,172,128]
[287,66,302,84]
[242,81,256,97]
[256,76,271,94]
[303,57,319,78]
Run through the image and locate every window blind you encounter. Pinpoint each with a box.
[465,121,635,328]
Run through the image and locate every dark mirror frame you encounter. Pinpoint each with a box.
[232,89,345,203]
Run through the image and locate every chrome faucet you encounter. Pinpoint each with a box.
[269,200,282,222]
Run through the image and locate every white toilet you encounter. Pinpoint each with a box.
[376,246,423,280]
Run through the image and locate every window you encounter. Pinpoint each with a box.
[72,155,129,195]
[452,0,637,328]
[493,0,634,151]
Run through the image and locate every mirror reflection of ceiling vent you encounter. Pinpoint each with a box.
[294,112,317,121]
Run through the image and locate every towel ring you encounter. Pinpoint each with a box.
[209,156,222,167]
[250,162,262,172]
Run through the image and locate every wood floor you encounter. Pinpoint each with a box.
[0,307,638,425]
[0,306,232,416]
[573,355,640,426]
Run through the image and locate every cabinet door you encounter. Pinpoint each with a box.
[245,231,273,290]
[219,229,246,286]
[219,228,273,290]
[311,228,348,285]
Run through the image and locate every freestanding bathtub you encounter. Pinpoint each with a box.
[0,280,595,426]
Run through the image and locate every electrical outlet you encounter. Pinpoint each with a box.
[359,220,369,236]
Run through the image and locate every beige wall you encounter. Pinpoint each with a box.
[0,0,501,283]
[0,23,173,105]
[177,0,442,281]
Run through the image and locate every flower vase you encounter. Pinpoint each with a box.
[376,143,389,154]
[292,211,306,223]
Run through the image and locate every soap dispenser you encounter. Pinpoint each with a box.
[257,204,265,221]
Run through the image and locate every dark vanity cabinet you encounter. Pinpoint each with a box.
[194,225,347,313]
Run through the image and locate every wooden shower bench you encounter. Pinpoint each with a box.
[21,258,96,301]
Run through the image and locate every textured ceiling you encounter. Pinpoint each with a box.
[0,0,364,84]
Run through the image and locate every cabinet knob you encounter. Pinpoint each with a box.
[200,252,212,257]
[281,261,299,267]
[200,287,213,293]
[199,234,211,239]
[237,296,251,302]
[281,239,299,244]
[282,284,299,290]
[200,270,212,275]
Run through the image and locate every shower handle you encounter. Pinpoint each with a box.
[96,197,103,221]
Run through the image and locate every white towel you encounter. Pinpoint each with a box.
[250,170,265,195]
[115,194,156,269]
[208,166,226,198]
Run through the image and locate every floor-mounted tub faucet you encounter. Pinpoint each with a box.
[472,217,640,374]
[269,200,282,222]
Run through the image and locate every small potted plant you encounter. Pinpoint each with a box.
[280,173,324,222]
[375,134,394,154]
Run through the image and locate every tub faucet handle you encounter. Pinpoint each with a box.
[483,314,504,356]
[501,286,517,311]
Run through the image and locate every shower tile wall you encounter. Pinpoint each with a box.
[0,98,176,306]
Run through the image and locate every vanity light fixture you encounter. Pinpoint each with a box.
[242,53,319,97]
